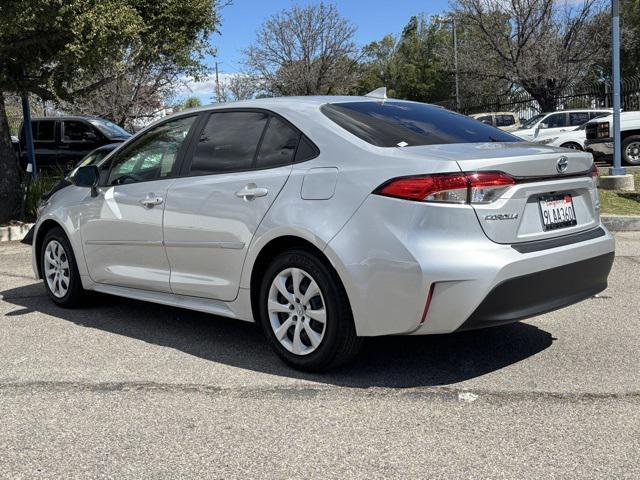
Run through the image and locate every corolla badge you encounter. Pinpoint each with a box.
[484,213,519,221]
[556,156,569,173]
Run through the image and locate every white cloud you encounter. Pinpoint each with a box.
[175,73,239,100]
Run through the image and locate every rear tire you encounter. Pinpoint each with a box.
[41,227,85,307]
[258,249,362,372]
[622,135,640,166]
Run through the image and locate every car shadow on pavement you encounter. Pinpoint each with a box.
[1,283,554,388]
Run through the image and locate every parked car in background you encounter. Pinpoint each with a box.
[585,111,640,165]
[18,116,131,171]
[533,124,589,150]
[515,109,612,141]
[469,112,521,131]
[41,143,121,203]
[31,96,614,371]
[22,143,122,247]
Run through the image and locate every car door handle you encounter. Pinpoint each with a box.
[139,195,164,208]
[235,185,269,200]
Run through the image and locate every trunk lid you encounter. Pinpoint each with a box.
[402,142,599,244]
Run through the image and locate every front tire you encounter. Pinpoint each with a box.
[622,135,640,166]
[560,142,583,151]
[258,249,362,372]
[41,227,85,307]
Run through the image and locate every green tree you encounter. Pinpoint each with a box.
[0,0,221,222]
[173,97,202,112]
[357,16,451,103]
[621,0,640,77]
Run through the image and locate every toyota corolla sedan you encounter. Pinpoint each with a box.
[32,95,615,371]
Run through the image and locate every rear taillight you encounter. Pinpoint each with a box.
[375,174,468,203]
[466,172,515,204]
[374,171,515,204]
[591,163,599,178]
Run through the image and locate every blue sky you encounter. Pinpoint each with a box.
[178,0,450,102]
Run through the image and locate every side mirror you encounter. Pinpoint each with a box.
[82,131,98,141]
[71,165,99,197]
[540,123,549,129]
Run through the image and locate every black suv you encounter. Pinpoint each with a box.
[18,116,131,170]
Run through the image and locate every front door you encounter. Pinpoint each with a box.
[164,111,301,301]
[59,119,102,168]
[80,115,198,292]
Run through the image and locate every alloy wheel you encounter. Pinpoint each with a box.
[44,240,70,298]
[625,141,640,163]
[267,267,326,356]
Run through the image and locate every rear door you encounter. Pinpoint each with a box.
[28,120,58,169]
[163,110,300,301]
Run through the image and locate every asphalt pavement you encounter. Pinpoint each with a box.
[0,234,638,479]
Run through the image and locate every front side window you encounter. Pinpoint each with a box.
[255,117,301,169]
[542,113,567,128]
[33,121,55,141]
[477,115,493,125]
[62,120,96,142]
[107,115,196,185]
[569,112,590,126]
[189,111,268,175]
[521,114,544,129]
[321,102,518,147]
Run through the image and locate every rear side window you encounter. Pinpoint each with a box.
[496,115,515,127]
[569,112,590,126]
[321,102,518,147]
[33,120,55,141]
[255,117,300,169]
[294,136,318,162]
[189,112,268,175]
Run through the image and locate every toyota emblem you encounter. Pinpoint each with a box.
[556,156,569,173]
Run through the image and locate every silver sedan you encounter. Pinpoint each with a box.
[32,95,615,371]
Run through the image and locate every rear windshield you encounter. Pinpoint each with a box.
[321,101,520,147]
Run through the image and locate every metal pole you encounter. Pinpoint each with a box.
[21,93,36,180]
[215,62,221,103]
[452,16,460,112]
[610,0,625,175]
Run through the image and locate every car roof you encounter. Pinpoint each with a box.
[471,112,517,116]
[540,109,612,114]
[28,115,109,122]
[178,95,433,115]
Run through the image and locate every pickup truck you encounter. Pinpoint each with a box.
[18,115,131,171]
[584,111,640,165]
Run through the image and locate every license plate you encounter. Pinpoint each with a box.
[538,194,577,231]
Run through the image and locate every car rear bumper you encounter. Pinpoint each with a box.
[456,251,614,331]
[326,195,615,337]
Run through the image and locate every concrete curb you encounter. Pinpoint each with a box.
[0,223,34,242]
[601,215,640,232]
